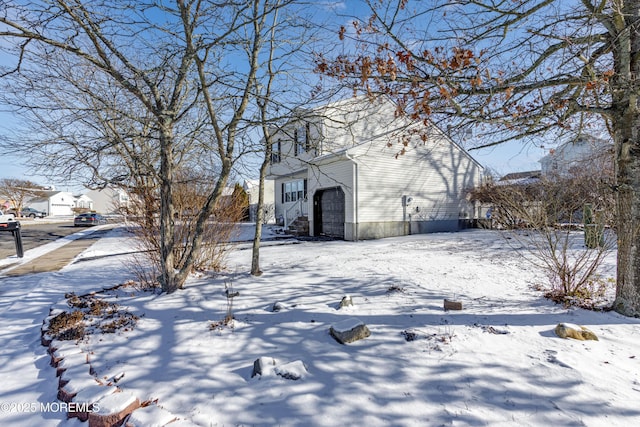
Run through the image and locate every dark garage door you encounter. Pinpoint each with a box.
[313,187,345,239]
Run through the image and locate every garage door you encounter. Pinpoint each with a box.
[313,187,345,239]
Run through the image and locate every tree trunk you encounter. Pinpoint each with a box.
[158,124,178,293]
[612,1,640,317]
[612,104,640,317]
[251,154,270,276]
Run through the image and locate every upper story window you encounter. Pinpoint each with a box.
[294,123,312,157]
[294,126,305,156]
[271,138,282,164]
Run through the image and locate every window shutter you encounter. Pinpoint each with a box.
[281,183,285,203]
[303,179,308,199]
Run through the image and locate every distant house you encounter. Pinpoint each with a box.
[497,170,541,186]
[266,96,484,240]
[29,191,75,216]
[85,188,130,214]
[243,179,275,223]
[74,194,94,211]
[540,137,612,177]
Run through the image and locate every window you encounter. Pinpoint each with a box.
[282,179,307,203]
[271,139,282,163]
[295,126,306,156]
[305,122,312,152]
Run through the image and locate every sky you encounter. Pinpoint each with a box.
[0,0,551,192]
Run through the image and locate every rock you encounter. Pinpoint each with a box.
[443,299,463,311]
[329,318,371,344]
[56,352,89,376]
[554,323,598,341]
[124,404,177,427]
[59,363,93,387]
[272,302,287,312]
[338,296,353,309]
[274,360,308,380]
[252,357,278,377]
[88,391,140,427]
[58,376,101,403]
[70,384,117,421]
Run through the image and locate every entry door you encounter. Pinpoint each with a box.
[313,187,345,238]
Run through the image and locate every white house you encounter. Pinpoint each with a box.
[29,191,76,216]
[540,136,612,177]
[266,96,484,240]
[85,188,130,214]
[74,194,94,211]
[243,179,275,223]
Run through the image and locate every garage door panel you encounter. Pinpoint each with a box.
[314,187,345,239]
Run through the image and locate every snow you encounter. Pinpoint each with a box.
[331,317,365,333]
[1,225,640,426]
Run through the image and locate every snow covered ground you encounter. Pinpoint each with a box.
[1,225,639,426]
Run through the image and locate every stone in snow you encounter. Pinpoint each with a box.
[329,318,371,344]
[274,360,308,380]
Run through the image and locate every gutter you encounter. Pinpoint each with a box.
[345,152,359,241]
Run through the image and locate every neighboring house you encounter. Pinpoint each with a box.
[243,179,275,223]
[74,194,94,211]
[29,191,75,216]
[497,170,541,186]
[266,96,484,240]
[85,188,130,214]
[540,136,613,177]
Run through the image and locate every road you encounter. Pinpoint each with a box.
[0,221,81,260]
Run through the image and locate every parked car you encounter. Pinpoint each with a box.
[9,207,47,218]
[74,212,106,227]
[0,209,16,223]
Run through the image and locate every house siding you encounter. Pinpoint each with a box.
[350,127,482,239]
[267,96,484,241]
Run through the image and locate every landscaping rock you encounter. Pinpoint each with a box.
[252,357,278,378]
[272,302,288,312]
[329,318,371,344]
[444,299,463,311]
[70,384,117,421]
[338,295,353,309]
[56,352,89,375]
[58,376,101,402]
[88,391,140,427]
[274,360,308,380]
[554,323,599,341]
[59,363,93,386]
[124,404,177,426]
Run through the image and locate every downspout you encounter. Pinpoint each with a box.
[345,152,359,241]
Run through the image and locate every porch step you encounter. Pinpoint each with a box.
[288,216,309,237]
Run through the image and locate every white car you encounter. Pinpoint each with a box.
[0,209,16,223]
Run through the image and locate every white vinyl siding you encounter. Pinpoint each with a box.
[352,130,482,224]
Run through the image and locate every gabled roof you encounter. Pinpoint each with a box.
[499,170,541,181]
[301,96,484,170]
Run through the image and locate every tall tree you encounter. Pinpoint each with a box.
[0,0,291,292]
[315,0,640,317]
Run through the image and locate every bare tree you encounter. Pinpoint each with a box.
[315,0,640,316]
[0,178,47,216]
[246,2,337,276]
[0,0,295,292]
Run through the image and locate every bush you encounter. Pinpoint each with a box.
[470,171,616,306]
